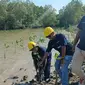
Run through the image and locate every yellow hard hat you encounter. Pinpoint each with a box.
[28,41,36,50]
[44,27,54,37]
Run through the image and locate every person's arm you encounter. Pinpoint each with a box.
[34,60,38,71]
[73,29,81,51]
[61,46,66,58]
[32,53,38,72]
[40,52,49,64]
[61,46,66,64]
[59,34,67,64]
[39,42,52,66]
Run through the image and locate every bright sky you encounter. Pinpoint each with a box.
[31,0,85,13]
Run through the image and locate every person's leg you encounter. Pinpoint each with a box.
[72,47,85,85]
[79,50,85,85]
[61,55,72,85]
[72,47,85,78]
[55,59,62,78]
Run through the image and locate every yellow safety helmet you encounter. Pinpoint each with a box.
[28,41,36,51]
[44,27,54,37]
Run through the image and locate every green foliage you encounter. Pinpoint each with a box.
[0,0,58,30]
[41,5,57,27]
[20,38,23,42]
[4,43,10,48]
[28,34,45,45]
[4,42,10,59]
[58,0,84,28]
[0,0,85,30]
[38,37,45,43]
[36,37,45,45]
[16,40,18,45]
[66,25,75,33]
[29,34,37,41]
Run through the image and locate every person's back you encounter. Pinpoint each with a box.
[77,16,85,50]
[47,33,73,56]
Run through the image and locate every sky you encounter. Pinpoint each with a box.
[31,0,85,13]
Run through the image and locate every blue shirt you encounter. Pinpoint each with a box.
[46,34,73,56]
[77,16,85,50]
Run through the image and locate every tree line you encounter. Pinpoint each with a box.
[0,0,85,30]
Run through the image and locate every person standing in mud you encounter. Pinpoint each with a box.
[39,27,73,85]
[28,41,52,82]
[72,16,85,85]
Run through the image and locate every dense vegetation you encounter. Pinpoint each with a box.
[0,0,85,30]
